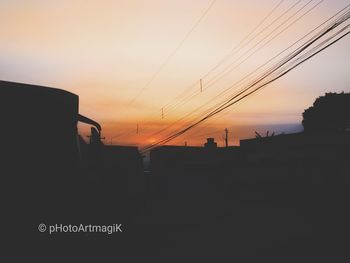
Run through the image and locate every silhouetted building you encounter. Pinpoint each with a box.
[204,137,217,148]
[1,81,146,245]
[0,80,92,195]
[239,131,350,201]
[240,131,350,159]
[150,144,242,200]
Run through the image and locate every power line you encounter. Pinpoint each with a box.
[146,0,300,137]
[162,0,319,117]
[165,0,348,139]
[145,0,332,141]
[112,0,295,138]
[161,0,288,114]
[126,0,217,108]
[107,1,218,140]
[204,0,318,89]
[140,10,350,153]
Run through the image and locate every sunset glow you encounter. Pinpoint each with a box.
[1,0,349,146]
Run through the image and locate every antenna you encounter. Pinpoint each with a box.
[255,131,262,138]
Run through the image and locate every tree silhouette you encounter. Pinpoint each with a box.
[302,92,350,133]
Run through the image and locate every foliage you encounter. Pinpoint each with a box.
[302,92,350,133]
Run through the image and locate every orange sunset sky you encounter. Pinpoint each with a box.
[1,0,349,147]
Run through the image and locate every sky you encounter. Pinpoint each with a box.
[1,0,349,147]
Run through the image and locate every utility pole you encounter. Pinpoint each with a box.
[232,128,234,146]
[224,128,228,147]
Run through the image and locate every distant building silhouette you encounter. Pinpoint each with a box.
[150,141,241,200]
[204,137,217,148]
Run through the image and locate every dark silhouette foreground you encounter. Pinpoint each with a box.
[2,81,350,262]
